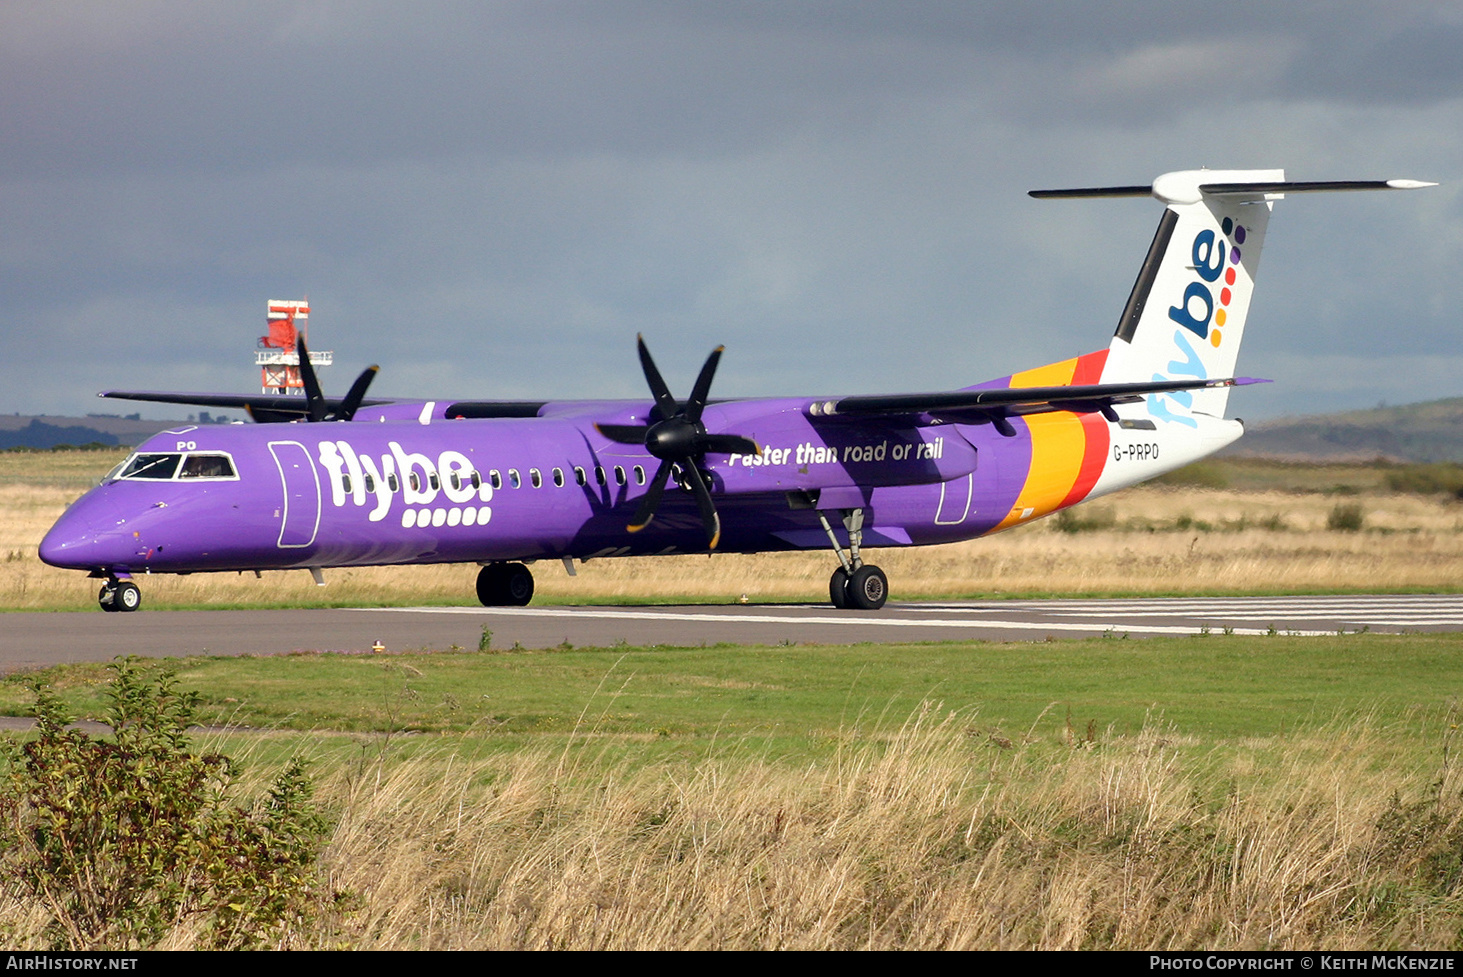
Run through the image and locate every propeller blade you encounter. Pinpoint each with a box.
[296,337,327,423]
[683,463,721,550]
[627,458,674,532]
[334,365,380,421]
[595,423,650,444]
[698,433,761,456]
[684,345,724,424]
[636,335,680,421]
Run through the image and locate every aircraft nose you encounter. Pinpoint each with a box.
[38,496,138,570]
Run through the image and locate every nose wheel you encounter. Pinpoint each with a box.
[98,579,141,613]
[818,508,887,610]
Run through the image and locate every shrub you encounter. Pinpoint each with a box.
[1152,460,1230,489]
[1053,506,1116,533]
[1328,502,1365,532]
[0,658,328,949]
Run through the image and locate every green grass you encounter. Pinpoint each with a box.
[8,633,1462,750]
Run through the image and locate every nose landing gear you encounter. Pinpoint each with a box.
[818,508,887,610]
[98,577,142,613]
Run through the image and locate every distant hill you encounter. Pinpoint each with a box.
[0,413,220,450]
[1223,397,1463,463]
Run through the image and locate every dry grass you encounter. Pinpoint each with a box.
[7,448,1463,609]
[8,709,1457,949]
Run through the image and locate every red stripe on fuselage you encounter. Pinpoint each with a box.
[1058,349,1110,509]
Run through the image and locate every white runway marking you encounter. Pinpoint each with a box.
[364,604,1295,635]
[359,594,1463,639]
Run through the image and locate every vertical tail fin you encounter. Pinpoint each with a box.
[1032,170,1435,422]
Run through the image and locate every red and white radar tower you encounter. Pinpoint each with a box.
[256,300,332,395]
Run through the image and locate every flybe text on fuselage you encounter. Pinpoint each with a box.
[315,439,493,526]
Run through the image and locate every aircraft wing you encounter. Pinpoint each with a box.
[98,390,399,423]
[819,376,1265,431]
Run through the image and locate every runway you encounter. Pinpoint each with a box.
[3,593,1462,674]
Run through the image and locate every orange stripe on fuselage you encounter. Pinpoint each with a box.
[1059,350,1111,508]
[994,349,1110,531]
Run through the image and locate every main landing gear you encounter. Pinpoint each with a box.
[818,508,887,610]
[476,563,534,607]
[98,577,141,613]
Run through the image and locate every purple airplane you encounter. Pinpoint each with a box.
[40,170,1433,613]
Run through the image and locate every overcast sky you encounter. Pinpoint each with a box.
[2,1,1459,422]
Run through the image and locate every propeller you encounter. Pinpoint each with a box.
[596,335,760,549]
[295,336,380,422]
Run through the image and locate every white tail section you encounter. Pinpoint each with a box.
[1032,169,1435,425]
[1100,168,1280,420]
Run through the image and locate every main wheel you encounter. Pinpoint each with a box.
[476,563,535,606]
[846,565,888,610]
[99,584,120,612]
[115,581,141,612]
[502,563,534,606]
[476,564,506,606]
[829,567,850,609]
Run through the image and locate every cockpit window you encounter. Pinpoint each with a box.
[118,453,182,480]
[115,451,237,481]
[179,453,236,479]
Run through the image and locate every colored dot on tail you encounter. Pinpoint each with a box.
[1221,287,1232,306]
[1225,267,1236,285]
[1222,217,1233,236]
[1231,246,1241,263]
[1211,330,1223,348]
[1235,226,1246,244]
[1216,308,1227,326]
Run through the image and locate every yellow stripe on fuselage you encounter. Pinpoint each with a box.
[993,357,1088,532]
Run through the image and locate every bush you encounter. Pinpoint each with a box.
[0,658,328,949]
[1327,502,1365,532]
[1384,463,1463,497]
[1053,506,1116,533]
[1152,461,1230,489]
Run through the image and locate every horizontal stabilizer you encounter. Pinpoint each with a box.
[1033,173,1436,204]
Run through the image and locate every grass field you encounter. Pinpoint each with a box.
[5,636,1463,949]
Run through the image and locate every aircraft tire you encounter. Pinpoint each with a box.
[503,563,534,606]
[476,564,507,606]
[114,581,142,613]
[829,567,851,609]
[846,565,888,611]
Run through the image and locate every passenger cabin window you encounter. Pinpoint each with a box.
[595,466,606,486]
[614,466,626,486]
[530,468,542,489]
[508,469,521,489]
[552,467,564,487]
[574,467,587,486]
[489,470,502,490]
[633,465,646,486]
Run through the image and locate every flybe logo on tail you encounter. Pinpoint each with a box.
[1147,216,1249,427]
[1168,217,1247,351]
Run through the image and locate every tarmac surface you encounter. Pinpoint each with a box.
[4,593,1463,675]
